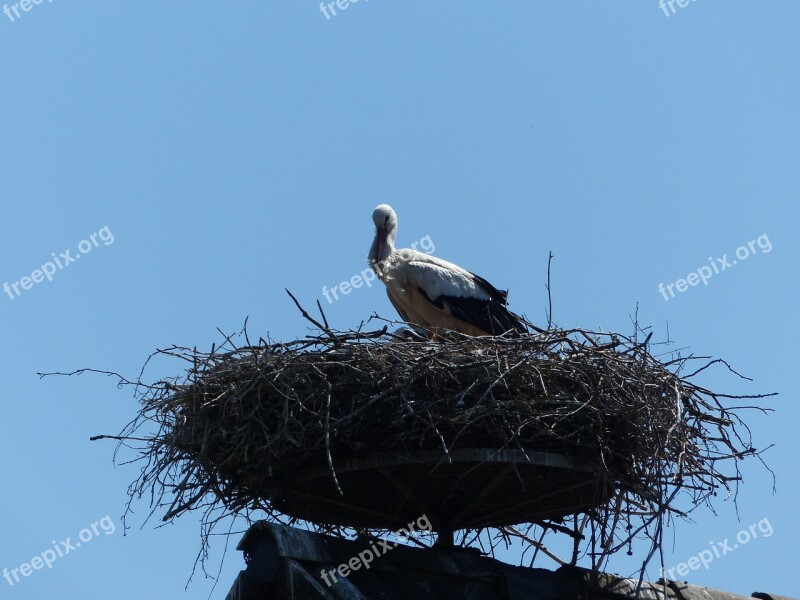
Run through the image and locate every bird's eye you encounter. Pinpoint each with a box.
[384,216,389,225]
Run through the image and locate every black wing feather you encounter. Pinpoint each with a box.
[468,272,509,304]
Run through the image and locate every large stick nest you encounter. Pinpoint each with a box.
[97,310,772,573]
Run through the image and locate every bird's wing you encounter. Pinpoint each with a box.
[402,258,526,335]
[468,271,509,304]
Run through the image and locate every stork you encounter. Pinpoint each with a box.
[367,204,529,337]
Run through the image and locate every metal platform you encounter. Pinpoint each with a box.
[270,448,611,532]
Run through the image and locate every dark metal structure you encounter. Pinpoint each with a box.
[225,522,794,600]
[271,448,610,534]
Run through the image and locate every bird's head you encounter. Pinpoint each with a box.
[372,204,397,232]
[369,204,398,268]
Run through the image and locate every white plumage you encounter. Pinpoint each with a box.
[367,204,527,337]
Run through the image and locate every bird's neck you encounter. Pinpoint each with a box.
[381,230,396,259]
[370,228,396,276]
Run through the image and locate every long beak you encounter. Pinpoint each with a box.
[375,228,387,264]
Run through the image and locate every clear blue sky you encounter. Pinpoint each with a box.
[1,1,798,597]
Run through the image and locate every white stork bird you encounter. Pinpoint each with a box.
[368,204,528,337]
